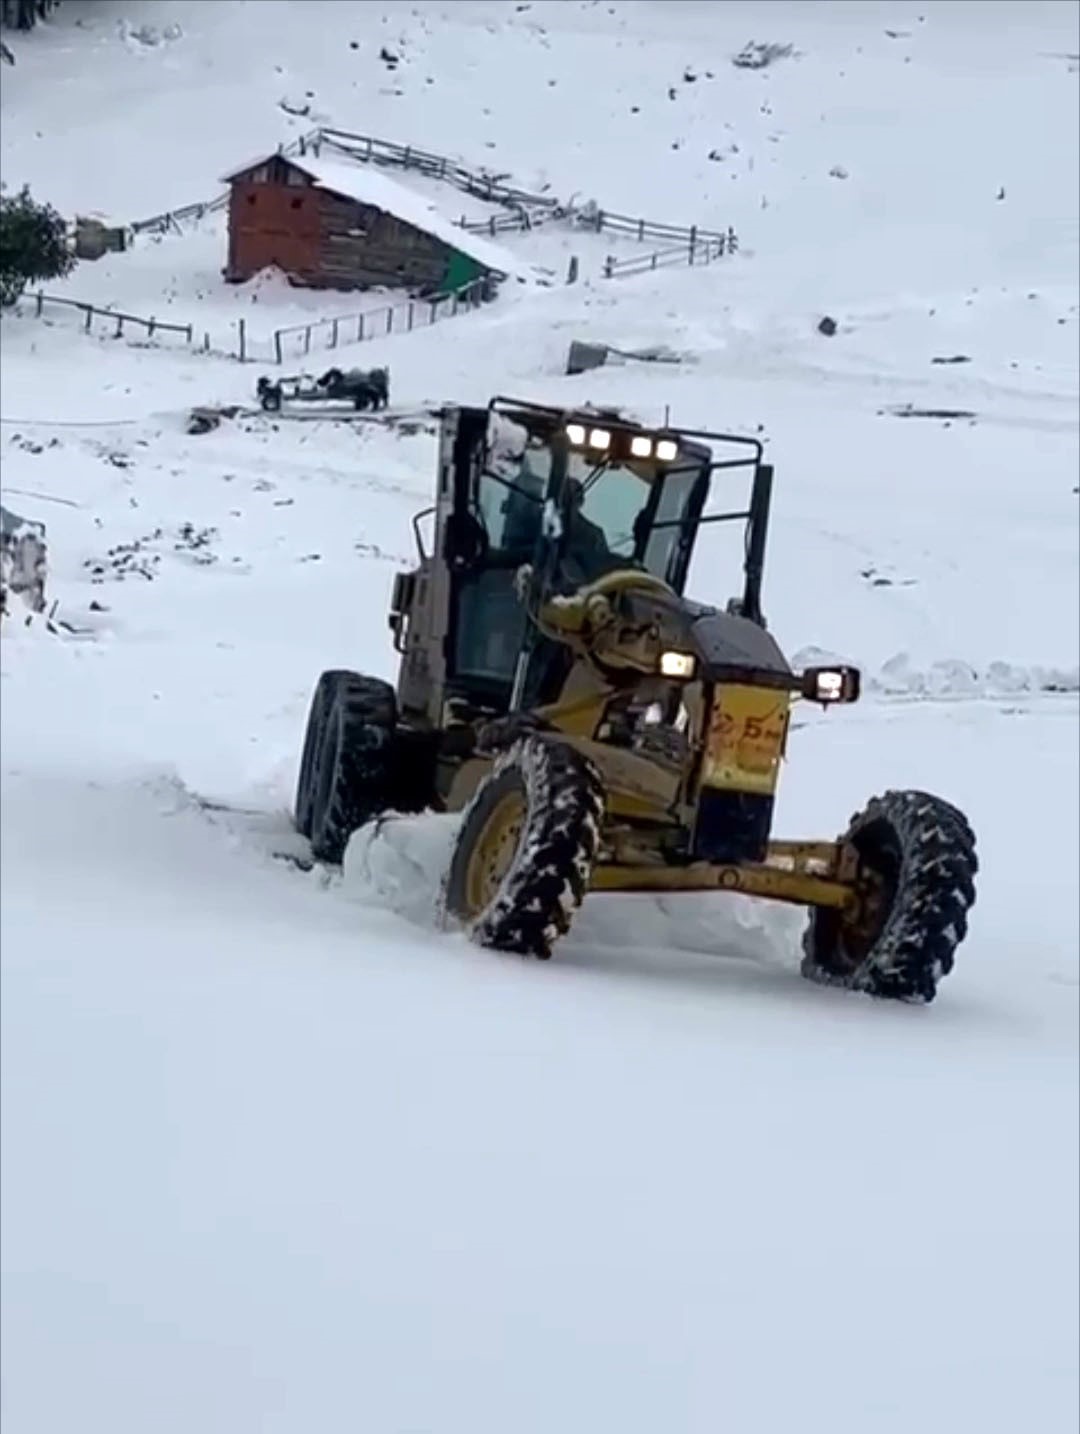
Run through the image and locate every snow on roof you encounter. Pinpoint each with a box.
[224,152,530,279]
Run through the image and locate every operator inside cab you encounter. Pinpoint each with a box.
[558,478,614,590]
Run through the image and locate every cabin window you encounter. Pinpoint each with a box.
[291,197,303,210]
[246,193,257,207]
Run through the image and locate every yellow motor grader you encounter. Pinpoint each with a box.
[293,397,977,1002]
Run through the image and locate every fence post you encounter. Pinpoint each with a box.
[430,300,439,324]
[407,302,415,332]
[35,291,43,317]
[148,316,156,338]
[274,330,283,364]
[331,317,339,348]
[604,256,614,279]
[238,317,246,362]
[651,253,658,270]
[358,313,365,342]
[303,326,311,356]
[83,305,92,332]
[637,218,645,242]
[567,256,579,285]
[203,332,210,352]
[186,324,194,343]
[115,314,124,339]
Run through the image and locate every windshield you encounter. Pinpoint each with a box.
[476,443,706,589]
[563,451,705,588]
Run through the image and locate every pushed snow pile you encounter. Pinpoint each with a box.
[342,810,461,927]
[341,808,803,970]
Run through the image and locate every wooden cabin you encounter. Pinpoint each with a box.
[222,152,510,295]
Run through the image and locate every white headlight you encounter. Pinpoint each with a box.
[655,438,678,463]
[660,650,696,679]
[565,423,586,446]
[588,427,611,451]
[813,670,845,702]
[629,434,653,458]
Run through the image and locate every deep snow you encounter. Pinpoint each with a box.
[2,2,1078,1432]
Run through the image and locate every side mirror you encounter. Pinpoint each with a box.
[388,570,417,654]
[800,665,861,705]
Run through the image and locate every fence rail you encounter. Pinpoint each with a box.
[312,127,561,213]
[25,290,194,341]
[130,192,229,237]
[602,233,737,280]
[457,205,564,236]
[270,277,492,364]
[578,207,731,245]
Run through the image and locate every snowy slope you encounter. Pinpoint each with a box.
[2,3,1078,1432]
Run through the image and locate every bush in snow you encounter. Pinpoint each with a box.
[0,185,75,307]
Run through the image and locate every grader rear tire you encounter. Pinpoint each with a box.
[801,789,978,1003]
[294,670,399,864]
[441,736,605,958]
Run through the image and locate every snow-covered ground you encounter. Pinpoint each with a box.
[2,3,1078,1431]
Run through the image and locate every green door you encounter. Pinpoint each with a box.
[444,248,484,294]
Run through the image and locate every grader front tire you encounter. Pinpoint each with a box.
[441,736,604,958]
[801,789,978,1003]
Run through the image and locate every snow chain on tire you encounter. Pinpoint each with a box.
[801,789,978,1003]
[441,735,605,958]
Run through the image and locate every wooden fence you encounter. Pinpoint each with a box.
[124,124,736,264]
[270,276,492,364]
[311,127,561,213]
[15,273,494,365]
[25,290,195,342]
[579,207,731,246]
[130,192,229,237]
[457,206,563,236]
[602,232,738,279]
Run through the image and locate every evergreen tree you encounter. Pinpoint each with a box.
[0,186,75,306]
[0,0,60,35]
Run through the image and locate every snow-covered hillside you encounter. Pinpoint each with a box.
[2,3,1078,1432]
